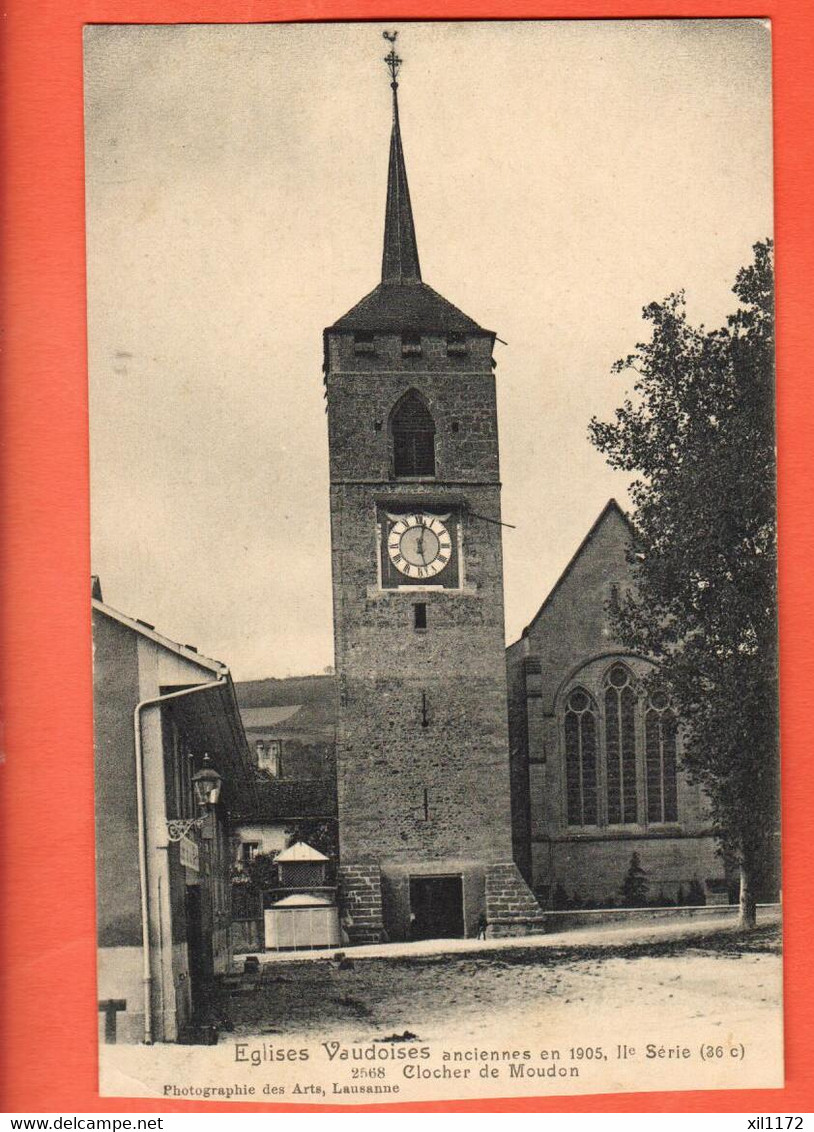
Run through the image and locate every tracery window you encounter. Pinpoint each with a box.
[391,391,435,478]
[564,687,598,826]
[645,689,679,823]
[560,660,682,830]
[604,663,638,824]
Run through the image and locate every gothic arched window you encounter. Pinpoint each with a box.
[604,663,638,824]
[391,390,435,478]
[564,687,598,826]
[645,690,679,823]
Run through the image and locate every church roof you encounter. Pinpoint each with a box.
[382,87,420,286]
[331,281,488,335]
[328,46,491,338]
[517,499,638,641]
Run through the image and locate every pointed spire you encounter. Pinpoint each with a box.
[381,32,421,285]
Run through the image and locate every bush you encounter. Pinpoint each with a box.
[620,852,649,908]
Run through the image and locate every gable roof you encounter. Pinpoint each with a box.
[231,776,337,823]
[516,499,637,642]
[92,598,225,675]
[93,595,258,807]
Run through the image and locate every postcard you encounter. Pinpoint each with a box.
[85,20,781,1103]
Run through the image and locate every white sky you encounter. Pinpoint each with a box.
[85,20,773,680]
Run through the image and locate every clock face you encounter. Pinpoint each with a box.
[387,513,453,580]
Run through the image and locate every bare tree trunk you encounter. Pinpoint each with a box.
[739,860,757,929]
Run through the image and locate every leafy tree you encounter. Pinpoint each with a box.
[589,240,778,928]
[284,818,337,860]
[245,851,280,894]
[620,852,649,907]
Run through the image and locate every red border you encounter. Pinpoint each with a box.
[1,0,812,1114]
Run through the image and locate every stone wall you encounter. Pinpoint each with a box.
[327,326,540,935]
[339,863,384,944]
[534,834,724,907]
[506,502,724,905]
[485,862,546,937]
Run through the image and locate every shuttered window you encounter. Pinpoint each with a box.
[392,391,435,477]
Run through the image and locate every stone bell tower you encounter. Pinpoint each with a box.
[324,33,543,943]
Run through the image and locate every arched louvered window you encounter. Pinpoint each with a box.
[604,663,638,824]
[391,390,435,478]
[645,689,678,823]
[564,687,598,826]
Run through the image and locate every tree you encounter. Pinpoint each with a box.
[620,852,649,908]
[245,850,280,895]
[589,240,778,929]
[284,818,337,860]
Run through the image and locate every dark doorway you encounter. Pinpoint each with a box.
[409,874,464,940]
[184,886,208,1017]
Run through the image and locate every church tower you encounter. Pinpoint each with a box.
[324,34,543,943]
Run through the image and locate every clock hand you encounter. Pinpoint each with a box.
[418,519,429,563]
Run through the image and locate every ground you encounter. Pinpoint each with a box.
[100,917,784,1101]
[223,920,782,1047]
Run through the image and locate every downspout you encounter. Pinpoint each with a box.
[133,672,228,1045]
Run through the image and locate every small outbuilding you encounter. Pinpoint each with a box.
[263,842,340,950]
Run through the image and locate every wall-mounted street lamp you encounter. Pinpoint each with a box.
[192,753,223,808]
[166,754,223,841]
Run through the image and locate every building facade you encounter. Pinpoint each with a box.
[506,501,726,908]
[230,675,338,951]
[93,582,256,1043]
[324,51,542,943]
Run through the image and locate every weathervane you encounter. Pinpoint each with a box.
[383,30,402,91]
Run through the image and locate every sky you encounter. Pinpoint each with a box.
[85,20,773,680]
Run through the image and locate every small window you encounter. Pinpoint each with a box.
[353,332,376,356]
[414,603,427,630]
[241,841,260,864]
[402,332,422,357]
[447,332,468,356]
[451,420,460,433]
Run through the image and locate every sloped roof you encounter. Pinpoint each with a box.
[330,281,490,336]
[381,89,421,286]
[92,597,225,674]
[241,706,302,728]
[92,596,258,807]
[516,499,637,642]
[276,841,329,862]
[327,71,492,338]
[232,777,337,823]
[235,676,337,738]
[271,893,333,907]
